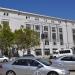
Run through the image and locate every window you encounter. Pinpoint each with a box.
[35,49,42,56]
[53,52,58,54]
[52,27,56,32]
[51,27,57,45]
[20,25,24,29]
[59,50,70,54]
[2,21,9,25]
[59,33,63,45]
[53,48,58,54]
[44,26,48,31]
[72,29,75,45]
[52,33,56,40]
[52,33,57,45]
[3,12,9,16]
[61,56,72,61]
[59,28,63,45]
[45,40,49,45]
[43,32,48,39]
[44,49,50,55]
[59,28,62,32]
[72,56,75,61]
[28,59,40,66]
[26,16,30,19]
[26,24,31,29]
[37,58,51,66]
[12,59,28,66]
[35,17,39,21]
[35,25,40,30]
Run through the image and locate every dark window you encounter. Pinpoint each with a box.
[61,57,72,61]
[3,13,5,15]
[35,25,40,30]
[52,33,56,40]
[43,32,48,39]
[52,33,57,45]
[52,27,56,32]
[53,41,57,45]
[3,13,9,16]
[72,29,75,45]
[44,26,48,31]
[12,59,28,66]
[37,58,51,66]
[45,40,49,45]
[59,50,70,54]
[53,48,58,54]
[35,49,42,56]
[44,49,50,55]
[53,51,58,54]
[26,16,30,19]
[59,28,62,32]
[72,56,75,61]
[26,24,31,29]
[7,13,9,16]
[28,59,40,66]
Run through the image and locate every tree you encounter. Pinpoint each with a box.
[14,27,40,54]
[0,21,14,55]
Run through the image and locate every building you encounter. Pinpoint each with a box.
[0,7,75,57]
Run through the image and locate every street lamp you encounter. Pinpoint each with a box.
[41,26,45,57]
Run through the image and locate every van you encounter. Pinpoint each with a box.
[53,49,74,58]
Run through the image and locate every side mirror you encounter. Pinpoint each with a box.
[37,64,43,68]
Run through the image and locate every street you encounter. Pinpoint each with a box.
[70,71,75,75]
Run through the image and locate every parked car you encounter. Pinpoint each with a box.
[0,55,9,62]
[53,49,74,58]
[0,57,70,75]
[51,55,75,70]
[23,54,35,57]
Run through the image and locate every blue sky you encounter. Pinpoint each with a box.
[0,0,75,20]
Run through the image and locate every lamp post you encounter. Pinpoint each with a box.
[41,26,45,57]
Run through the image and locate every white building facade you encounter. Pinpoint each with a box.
[0,7,75,57]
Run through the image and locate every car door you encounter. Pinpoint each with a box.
[70,56,75,70]
[60,56,73,70]
[12,59,29,75]
[27,59,42,75]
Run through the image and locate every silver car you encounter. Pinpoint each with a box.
[51,55,75,70]
[0,57,69,75]
[0,55,9,62]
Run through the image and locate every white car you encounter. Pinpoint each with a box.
[0,55,9,62]
[0,57,70,75]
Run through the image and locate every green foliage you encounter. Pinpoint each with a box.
[0,22,14,55]
[0,22,40,55]
[14,28,40,49]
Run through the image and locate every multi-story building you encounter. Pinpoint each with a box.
[0,7,75,57]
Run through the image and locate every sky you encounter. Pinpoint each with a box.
[0,0,75,20]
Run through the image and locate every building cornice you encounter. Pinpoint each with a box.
[0,7,75,23]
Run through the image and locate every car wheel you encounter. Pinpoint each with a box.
[6,70,16,75]
[3,59,8,62]
[48,72,58,75]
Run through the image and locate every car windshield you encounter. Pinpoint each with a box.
[37,58,51,66]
